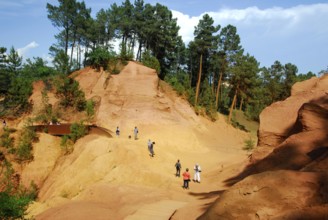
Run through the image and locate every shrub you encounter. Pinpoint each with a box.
[107,57,124,75]
[55,76,86,111]
[164,71,191,98]
[60,135,73,154]
[4,77,33,116]
[29,181,38,200]
[1,160,14,191]
[0,162,38,219]
[0,127,14,149]
[0,191,31,219]
[60,122,87,154]
[43,127,49,133]
[16,127,37,162]
[194,105,206,116]
[69,122,87,143]
[85,46,116,71]
[34,85,61,125]
[86,100,95,117]
[141,50,160,74]
[119,44,134,65]
[243,137,255,151]
[16,141,33,161]
[231,119,248,132]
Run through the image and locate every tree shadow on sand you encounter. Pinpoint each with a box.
[224,133,328,186]
[187,190,225,212]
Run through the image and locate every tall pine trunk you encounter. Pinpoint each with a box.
[77,42,80,69]
[239,97,244,111]
[212,72,215,94]
[70,40,75,69]
[215,71,223,110]
[136,41,142,61]
[228,87,238,123]
[189,54,193,87]
[70,27,78,70]
[64,28,69,56]
[195,53,203,106]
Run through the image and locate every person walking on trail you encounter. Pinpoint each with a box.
[116,126,120,137]
[2,120,6,128]
[193,163,201,183]
[147,139,154,157]
[134,126,138,140]
[182,168,190,189]
[175,159,181,177]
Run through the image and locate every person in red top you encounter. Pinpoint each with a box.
[182,168,190,189]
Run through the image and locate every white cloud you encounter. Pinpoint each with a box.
[172,10,199,44]
[42,54,54,66]
[17,41,39,57]
[172,3,328,73]
[174,4,328,42]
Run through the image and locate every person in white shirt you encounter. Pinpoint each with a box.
[193,163,201,183]
[134,126,138,140]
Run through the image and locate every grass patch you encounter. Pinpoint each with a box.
[233,110,259,138]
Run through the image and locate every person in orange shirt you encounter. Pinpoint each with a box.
[182,168,190,189]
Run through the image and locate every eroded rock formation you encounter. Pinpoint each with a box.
[199,74,328,219]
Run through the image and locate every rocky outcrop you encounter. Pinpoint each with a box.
[255,74,328,160]
[199,74,328,219]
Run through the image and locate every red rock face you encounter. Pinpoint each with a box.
[255,74,328,160]
[199,74,328,220]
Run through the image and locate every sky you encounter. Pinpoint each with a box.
[1,0,328,74]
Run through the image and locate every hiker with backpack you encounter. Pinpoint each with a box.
[175,159,181,177]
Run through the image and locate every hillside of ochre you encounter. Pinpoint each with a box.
[12,61,247,219]
[4,61,328,219]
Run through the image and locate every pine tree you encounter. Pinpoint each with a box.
[193,14,220,106]
[216,25,243,110]
[228,53,259,123]
[0,47,9,94]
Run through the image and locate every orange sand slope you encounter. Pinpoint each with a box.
[24,62,249,219]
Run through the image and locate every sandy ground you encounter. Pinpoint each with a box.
[22,62,250,219]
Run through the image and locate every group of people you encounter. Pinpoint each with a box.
[115,126,201,189]
[115,126,139,140]
[115,126,157,157]
[175,160,201,189]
